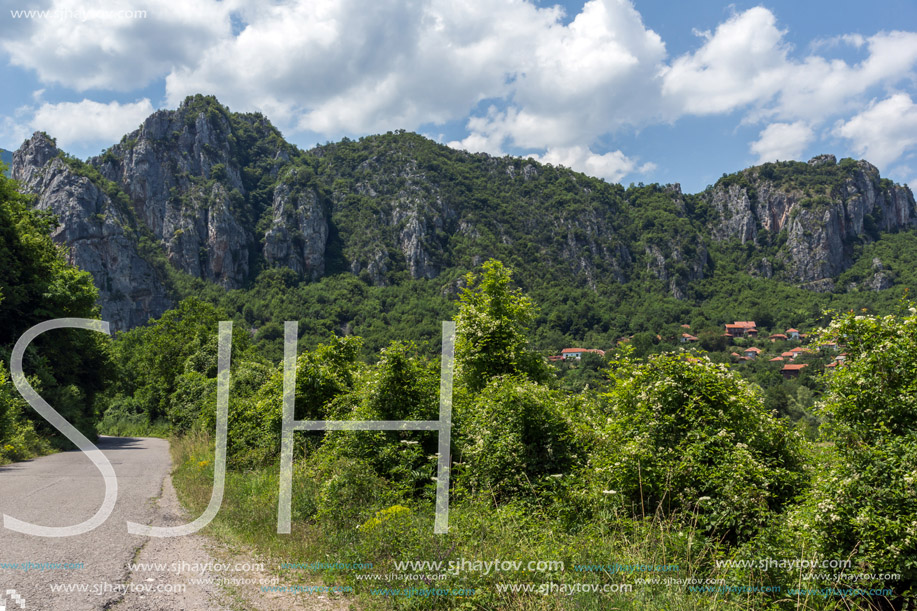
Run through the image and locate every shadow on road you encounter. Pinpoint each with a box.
[0,436,154,473]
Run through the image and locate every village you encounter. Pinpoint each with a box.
[553,321,847,379]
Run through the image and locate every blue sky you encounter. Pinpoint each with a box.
[1,0,915,193]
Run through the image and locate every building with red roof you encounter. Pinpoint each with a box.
[781,363,808,378]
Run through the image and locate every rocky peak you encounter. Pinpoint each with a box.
[807,154,836,167]
[703,159,917,289]
[11,132,59,188]
[10,137,172,330]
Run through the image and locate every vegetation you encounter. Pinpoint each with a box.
[87,256,913,609]
[5,108,917,606]
[0,169,109,461]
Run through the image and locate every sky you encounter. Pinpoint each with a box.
[0,0,915,194]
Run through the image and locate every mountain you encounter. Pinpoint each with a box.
[1,148,12,177]
[10,95,917,334]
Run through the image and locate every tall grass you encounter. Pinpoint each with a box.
[170,433,879,610]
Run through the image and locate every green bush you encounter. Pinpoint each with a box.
[455,376,581,499]
[589,350,809,542]
[807,308,917,600]
[455,260,549,392]
[0,366,50,463]
[224,336,363,467]
[317,341,440,498]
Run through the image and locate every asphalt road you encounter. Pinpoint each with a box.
[0,436,204,610]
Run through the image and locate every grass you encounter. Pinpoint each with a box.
[167,432,884,610]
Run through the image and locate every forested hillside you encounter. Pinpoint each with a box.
[3,101,917,605]
[7,95,916,357]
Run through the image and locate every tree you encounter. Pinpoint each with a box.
[454,260,548,392]
[0,169,108,446]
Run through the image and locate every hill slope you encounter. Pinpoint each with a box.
[9,95,917,343]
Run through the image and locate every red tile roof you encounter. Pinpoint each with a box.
[782,364,808,371]
[769,356,784,361]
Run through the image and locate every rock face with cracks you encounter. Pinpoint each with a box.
[12,97,917,329]
[703,155,917,291]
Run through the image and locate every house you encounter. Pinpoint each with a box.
[781,363,807,379]
[680,333,699,343]
[725,321,758,337]
[781,351,796,359]
[786,328,800,339]
[743,346,763,359]
[681,324,692,329]
[769,356,784,362]
[548,355,564,362]
[820,342,838,352]
[769,333,788,342]
[561,348,605,360]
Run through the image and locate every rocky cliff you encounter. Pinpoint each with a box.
[12,134,172,329]
[10,96,917,329]
[703,155,917,290]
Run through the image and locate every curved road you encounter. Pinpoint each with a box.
[0,436,227,610]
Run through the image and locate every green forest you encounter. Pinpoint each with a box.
[2,130,917,609]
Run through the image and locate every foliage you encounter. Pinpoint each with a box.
[0,168,108,447]
[0,365,51,463]
[455,260,549,392]
[807,307,917,600]
[317,341,440,497]
[590,350,810,542]
[455,376,581,499]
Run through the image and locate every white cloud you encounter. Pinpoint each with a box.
[662,10,917,124]
[3,1,917,182]
[30,99,154,149]
[833,94,917,169]
[166,0,566,135]
[534,146,654,182]
[0,116,31,150]
[661,7,788,115]
[2,0,230,91]
[750,121,815,163]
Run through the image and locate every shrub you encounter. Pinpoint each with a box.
[0,366,50,463]
[588,350,809,542]
[224,336,363,467]
[317,341,440,498]
[807,308,917,601]
[455,376,581,499]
